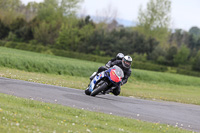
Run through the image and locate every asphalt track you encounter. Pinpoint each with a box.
[0,77,200,132]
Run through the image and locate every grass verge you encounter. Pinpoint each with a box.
[0,93,191,133]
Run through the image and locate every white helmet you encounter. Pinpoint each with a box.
[122,55,132,68]
[116,53,124,60]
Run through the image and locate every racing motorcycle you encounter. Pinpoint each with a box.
[85,65,124,96]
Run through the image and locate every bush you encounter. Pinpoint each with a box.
[51,49,110,63]
[192,51,200,71]
[173,45,190,65]
[0,41,48,53]
[157,56,166,64]
[2,41,200,77]
[0,41,6,46]
[177,68,200,77]
[0,41,110,63]
[5,32,19,42]
[149,45,167,61]
[133,61,168,72]
[132,53,147,62]
[4,41,18,48]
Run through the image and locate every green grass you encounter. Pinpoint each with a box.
[0,93,191,133]
[126,70,200,105]
[133,69,200,86]
[0,46,101,77]
[0,47,200,105]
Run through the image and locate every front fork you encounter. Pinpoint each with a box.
[89,71,105,92]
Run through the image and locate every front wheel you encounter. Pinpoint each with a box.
[85,88,91,95]
[90,82,107,96]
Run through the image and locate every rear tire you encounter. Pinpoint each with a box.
[90,83,107,96]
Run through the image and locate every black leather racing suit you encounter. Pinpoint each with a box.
[97,57,118,73]
[106,58,117,67]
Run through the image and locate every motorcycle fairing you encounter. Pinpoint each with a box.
[89,71,105,92]
[106,68,122,85]
[110,69,121,83]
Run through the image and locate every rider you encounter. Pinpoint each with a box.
[90,53,124,80]
[89,54,132,96]
[109,55,132,96]
[105,53,124,68]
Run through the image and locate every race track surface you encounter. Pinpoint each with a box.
[0,77,200,132]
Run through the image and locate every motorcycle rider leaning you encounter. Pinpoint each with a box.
[90,55,132,96]
[90,53,124,80]
[109,55,132,96]
[106,53,124,68]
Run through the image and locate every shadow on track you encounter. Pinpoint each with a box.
[93,94,122,102]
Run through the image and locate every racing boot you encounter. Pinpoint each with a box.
[104,87,115,94]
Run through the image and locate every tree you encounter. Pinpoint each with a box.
[87,28,158,57]
[37,0,60,22]
[59,0,81,17]
[33,21,60,45]
[56,18,94,51]
[0,19,9,39]
[166,46,177,65]
[169,29,192,48]
[15,25,34,41]
[37,0,81,22]
[4,17,28,42]
[192,50,200,71]
[57,22,80,50]
[78,15,94,28]
[32,0,82,45]
[9,18,26,32]
[149,45,167,62]
[196,38,200,50]
[24,2,39,21]
[173,45,190,65]
[136,0,171,44]
[83,28,106,55]
[0,0,22,11]
[189,26,200,41]
[0,0,23,24]
[166,46,177,60]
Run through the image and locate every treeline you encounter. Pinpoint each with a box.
[0,0,200,73]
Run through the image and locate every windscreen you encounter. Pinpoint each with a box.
[112,65,124,78]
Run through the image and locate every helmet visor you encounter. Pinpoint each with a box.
[122,58,131,68]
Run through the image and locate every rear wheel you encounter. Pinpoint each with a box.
[90,82,107,96]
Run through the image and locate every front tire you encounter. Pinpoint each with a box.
[90,83,107,96]
[85,88,91,95]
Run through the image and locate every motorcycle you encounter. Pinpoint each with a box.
[85,65,124,96]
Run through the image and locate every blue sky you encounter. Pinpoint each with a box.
[21,0,200,31]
